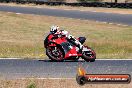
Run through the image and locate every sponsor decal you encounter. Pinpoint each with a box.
[76,66,131,85]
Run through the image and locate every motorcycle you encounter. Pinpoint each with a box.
[44,33,96,62]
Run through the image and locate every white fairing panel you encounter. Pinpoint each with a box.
[82,47,91,52]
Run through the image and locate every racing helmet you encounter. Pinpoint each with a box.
[50,25,59,34]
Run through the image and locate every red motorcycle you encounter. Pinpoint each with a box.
[44,33,96,62]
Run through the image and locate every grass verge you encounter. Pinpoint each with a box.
[0,11,131,59]
[0,78,131,88]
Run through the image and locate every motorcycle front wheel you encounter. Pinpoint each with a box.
[46,45,64,62]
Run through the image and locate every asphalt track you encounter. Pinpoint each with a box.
[0,5,132,26]
[0,59,132,79]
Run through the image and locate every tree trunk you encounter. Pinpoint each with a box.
[115,0,117,3]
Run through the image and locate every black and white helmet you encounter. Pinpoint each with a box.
[50,25,59,34]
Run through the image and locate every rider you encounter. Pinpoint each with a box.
[50,25,83,52]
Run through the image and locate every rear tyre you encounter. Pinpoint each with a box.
[82,46,96,62]
[46,45,64,62]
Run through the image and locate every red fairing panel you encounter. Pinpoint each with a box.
[54,38,67,45]
[48,34,54,40]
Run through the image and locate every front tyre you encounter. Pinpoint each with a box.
[82,46,96,62]
[46,46,64,62]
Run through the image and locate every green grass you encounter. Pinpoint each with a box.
[0,11,131,59]
[27,82,36,88]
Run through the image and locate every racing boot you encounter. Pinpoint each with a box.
[78,44,83,53]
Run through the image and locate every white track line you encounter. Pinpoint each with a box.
[15,13,22,14]
[0,58,23,59]
[21,78,74,80]
[95,20,130,27]
[96,59,132,60]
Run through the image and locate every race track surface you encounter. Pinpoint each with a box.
[0,59,132,79]
[0,5,132,26]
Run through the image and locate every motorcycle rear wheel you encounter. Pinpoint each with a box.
[82,46,96,62]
